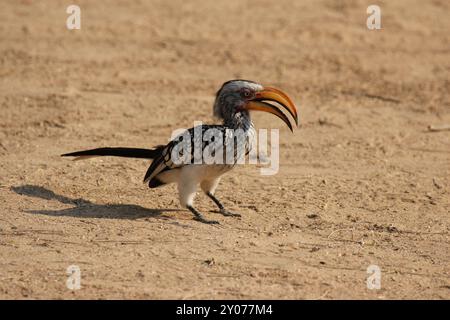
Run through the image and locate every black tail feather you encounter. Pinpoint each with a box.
[61,147,162,160]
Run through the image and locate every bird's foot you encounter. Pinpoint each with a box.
[188,205,220,225]
[218,209,241,217]
[193,215,220,224]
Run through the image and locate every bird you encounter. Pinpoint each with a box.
[62,80,299,224]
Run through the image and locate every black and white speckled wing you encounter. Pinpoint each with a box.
[143,124,255,187]
[143,125,223,185]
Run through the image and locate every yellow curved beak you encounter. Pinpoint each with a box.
[244,86,299,132]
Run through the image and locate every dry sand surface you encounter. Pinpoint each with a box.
[0,0,449,299]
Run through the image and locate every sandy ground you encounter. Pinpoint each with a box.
[0,0,449,299]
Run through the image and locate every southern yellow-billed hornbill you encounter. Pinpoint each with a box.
[62,80,298,224]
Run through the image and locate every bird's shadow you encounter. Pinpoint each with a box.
[11,185,179,220]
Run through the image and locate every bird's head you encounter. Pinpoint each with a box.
[213,80,298,131]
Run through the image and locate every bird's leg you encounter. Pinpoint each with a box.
[187,205,219,224]
[206,192,241,217]
[179,177,219,224]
